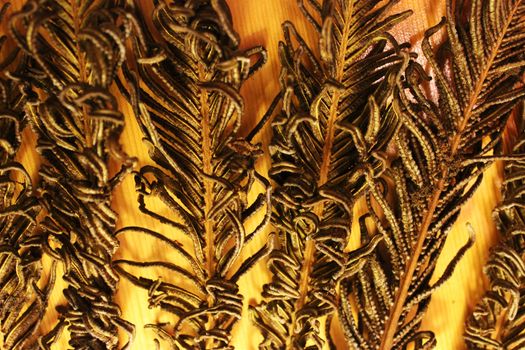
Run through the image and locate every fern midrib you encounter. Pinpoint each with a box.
[494,303,511,343]
[198,64,216,337]
[71,0,92,148]
[379,3,521,349]
[199,68,214,275]
[286,3,354,348]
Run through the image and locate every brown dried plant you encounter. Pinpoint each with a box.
[338,0,525,349]
[9,0,136,348]
[465,104,525,349]
[250,0,412,348]
[0,3,54,349]
[114,0,271,348]
[1,0,525,349]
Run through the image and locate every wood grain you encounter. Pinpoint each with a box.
[5,0,502,349]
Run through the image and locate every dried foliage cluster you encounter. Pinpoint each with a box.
[114,0,272,348]
[7,0,136,348]
[251,1,411,348]
[338,0,525,348]
[465,104,525,350]
[0,3,51,349]
[0,0,524,349]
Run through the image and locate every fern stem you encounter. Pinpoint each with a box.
[199,64,215,277]
[198,63,217,342]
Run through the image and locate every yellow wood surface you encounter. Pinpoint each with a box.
[6,0,504,349]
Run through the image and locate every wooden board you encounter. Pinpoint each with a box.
[6,0,504,349]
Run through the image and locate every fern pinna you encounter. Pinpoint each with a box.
[10,0,136,348]
[115,0,271,348]
[338,0,525,349]
[250,0,411,348]
[465,104,525,349]
[0,3,54,349]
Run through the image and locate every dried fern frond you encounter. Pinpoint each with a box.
[115,0,271,348]
[465,105,525,349]
[340,0,525,349]
[0,3,53,349]
[250,0,411,348]
[10,1,136,348]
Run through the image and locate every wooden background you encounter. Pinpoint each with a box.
[7,0,505,349]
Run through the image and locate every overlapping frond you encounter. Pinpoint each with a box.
[465,105,525,349]
[0,4,53,349]
[10,0,136,348]
[250,0,411,348]
[339,0,525,349]
[115,0,271,348]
